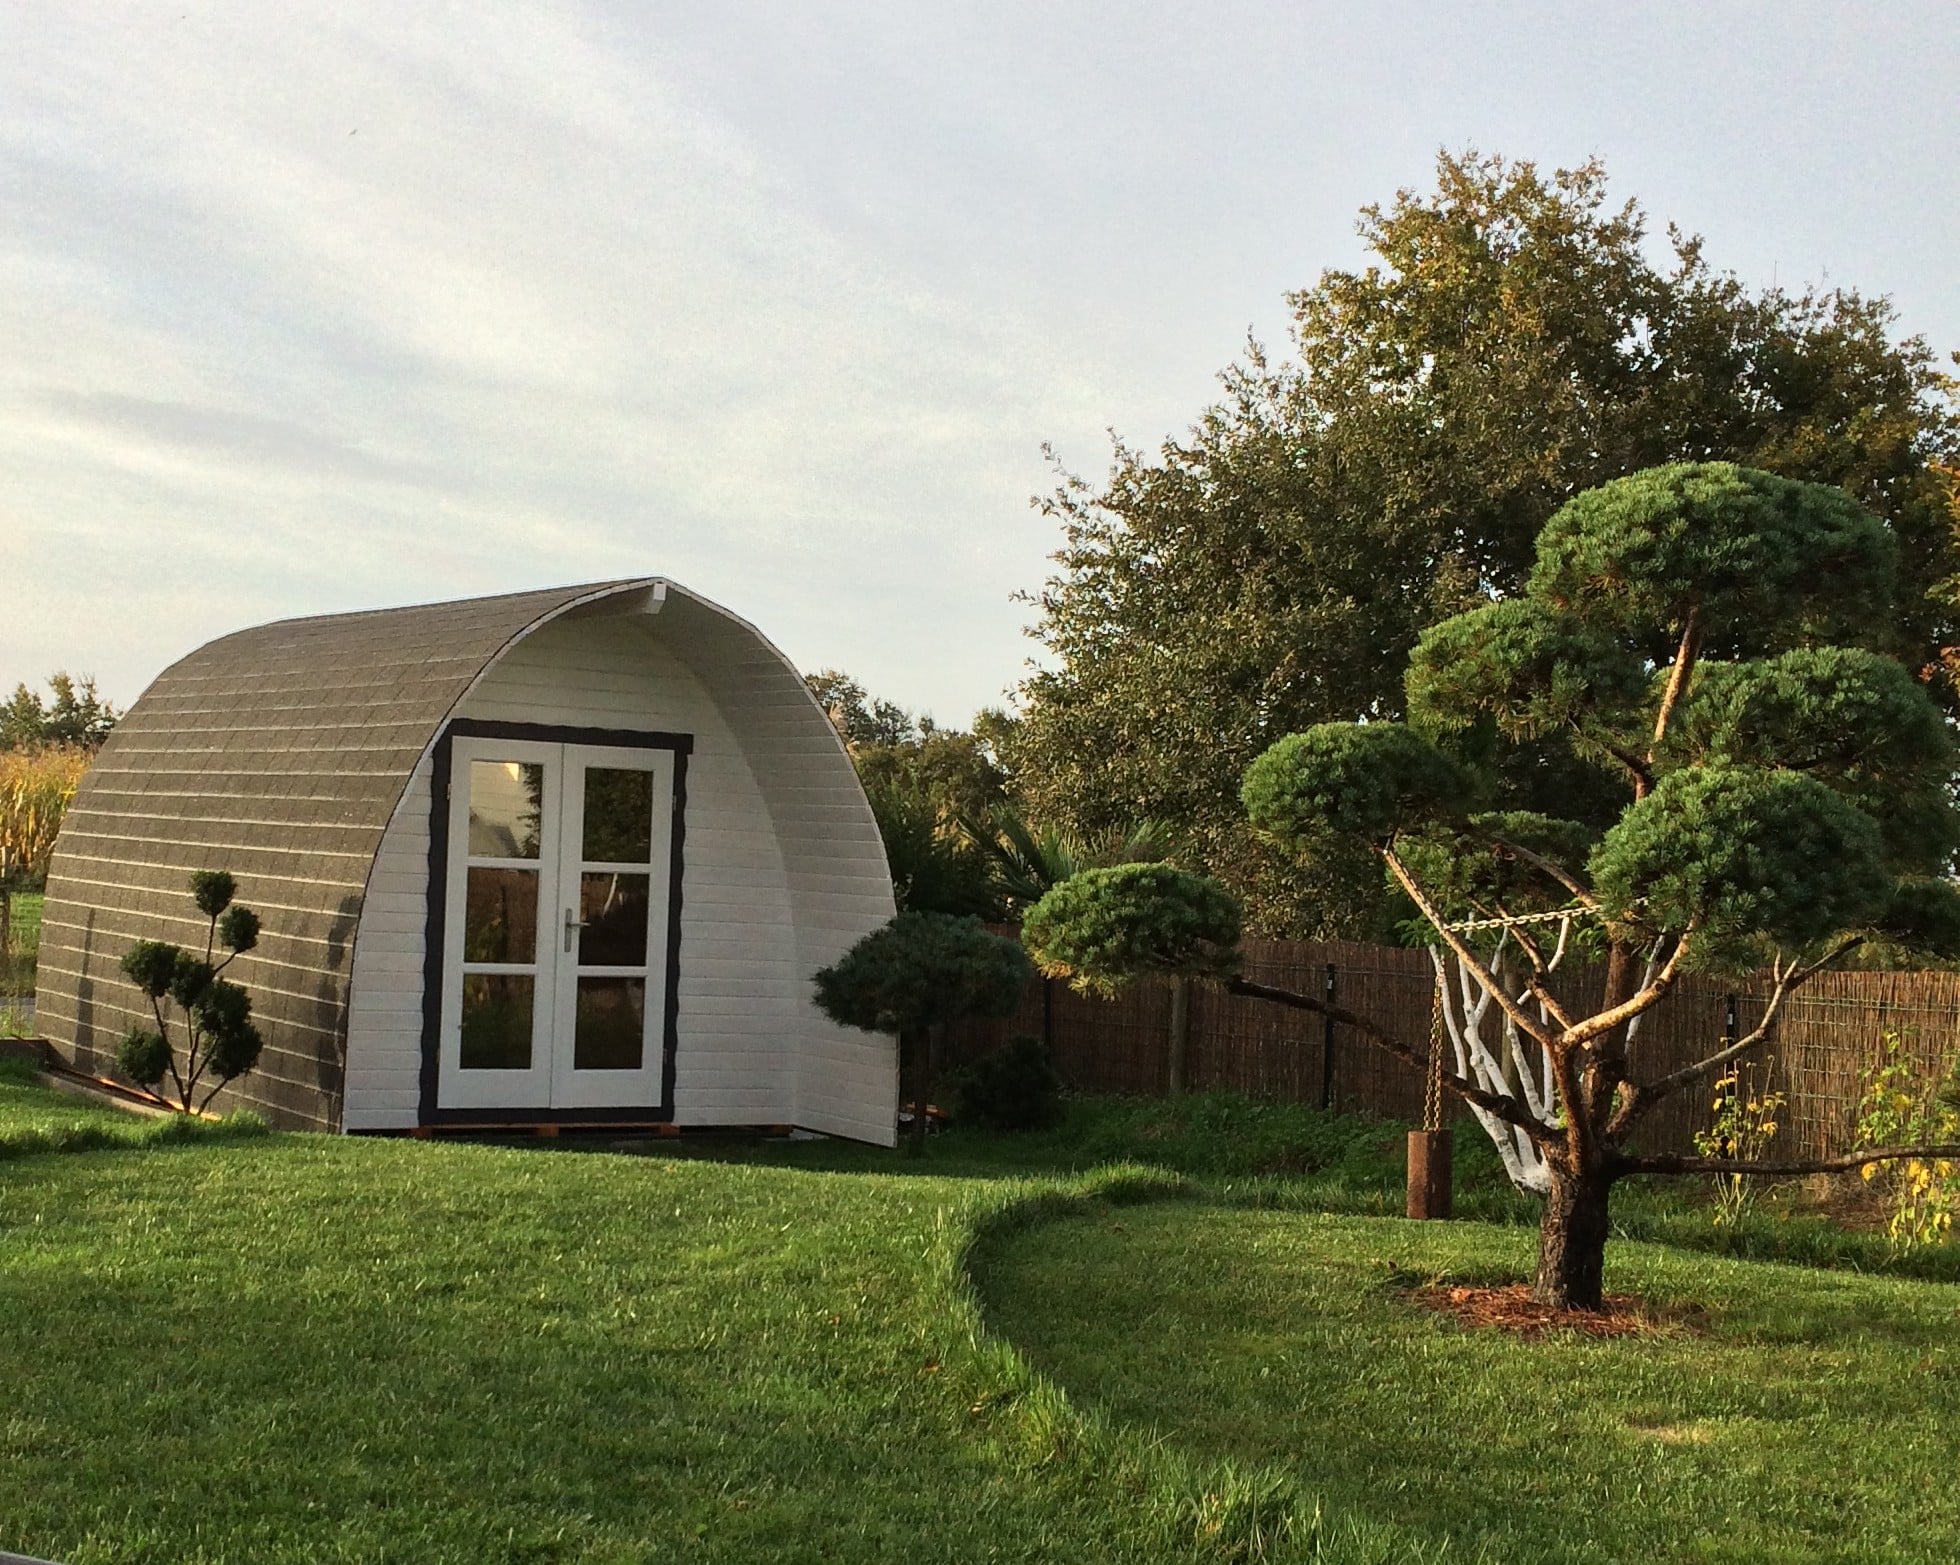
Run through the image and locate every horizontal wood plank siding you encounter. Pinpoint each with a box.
[39,581,658,1131]
[653,596,897,1144]
[341,594,895,1141]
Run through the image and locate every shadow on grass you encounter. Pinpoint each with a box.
[964,1180,1960,1564]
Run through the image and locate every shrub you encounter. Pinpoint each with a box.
[948,1035,1063,1132]
[115,870,266,1114]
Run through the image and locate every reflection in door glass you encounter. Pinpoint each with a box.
[469,761,543,858]
[583,767,653,863]
[578,873,650,965]
[461,974,534,1068]
[464,868,540,962]
[574,977,645,1070]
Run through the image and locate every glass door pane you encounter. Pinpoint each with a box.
[549,745,674,1110]
[438,737,562,1111]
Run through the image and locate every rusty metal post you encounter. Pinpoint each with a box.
[1406,1128,1453,1219]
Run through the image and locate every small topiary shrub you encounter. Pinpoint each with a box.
[115,869,265,1114]
[812,910,1031,1156]
[948,1035,1063,1132]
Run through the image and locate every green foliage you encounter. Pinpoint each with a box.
[808,667,1007,825]
[1674,648,1959,870]
[167,954,216,1010]
[806,668,916,748]
[854,729,1007,827]
[200,1013,265,1083]
[961,805,1177,914]
[865,781,1002,919]
[809,668,1011,916]
[0,672,118,752]
[1021,864,1242,999]
[1011,151,1960,937]
[946,1035,1063,1132]
[1530,462,1896,656]
[1590,766,1892,956]
[119,939,182,1000]
[1874,879,1960,959]
[1390,811,1601,930]
[1855,1035,1960,1253]
[1406,598,1648,744]
[1294,463,1953,978]
[1241,724,1468,848]
[190,869,238,919]
[116,1027,171,1088]
[216,904,261,953]
[812,911,1031,1038]
[115,871,266,1112]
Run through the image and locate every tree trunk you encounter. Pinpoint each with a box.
[1534,1164,1615,1310]
[1166,977,1189,1096]
[906,1024,938,1159]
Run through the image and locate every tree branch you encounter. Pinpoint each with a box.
[1559,927,1694,1049]
[1482,834,1601,913]
[1595,733,1655,793]
[1226,975,1559,1146]
[151,993,190,1113]
[1628,1143,1960,1178]
[1612,936,1862,1131]
[1382,845,1556,1050]
[1648,606,1702,763]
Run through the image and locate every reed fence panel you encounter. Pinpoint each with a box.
[943,937,1960,1159]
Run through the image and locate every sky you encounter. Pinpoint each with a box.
[2,2,1956,726]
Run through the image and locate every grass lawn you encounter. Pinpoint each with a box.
[976,1199,1960,1564]
[2,1079,1958,1563]
[0,1058,267,1159]
[2,888,41,1024]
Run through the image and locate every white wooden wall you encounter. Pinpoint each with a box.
[341,593,897,1141]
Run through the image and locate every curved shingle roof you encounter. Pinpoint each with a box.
[37,579,659,1127]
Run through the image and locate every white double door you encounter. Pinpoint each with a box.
[438,735,676,1112]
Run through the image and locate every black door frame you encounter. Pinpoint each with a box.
[417,718,692,1126]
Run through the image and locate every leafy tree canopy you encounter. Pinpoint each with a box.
[1009,151,1960,937]
[1253,464,1960,969]
[805,668,1011,917]
[2,672,118,751]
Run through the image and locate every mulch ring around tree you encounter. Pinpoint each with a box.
[1407,1283,1711,1340]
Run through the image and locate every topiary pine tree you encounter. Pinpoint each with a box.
[812,911,1031,1156]
[1021,864,1242,999]
[1239,462,1960,1308]
[1022,863,1244,1098]
[116,869,265,1114]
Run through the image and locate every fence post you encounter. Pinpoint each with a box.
[1167,976,1190,1096]
[1319,963,1337,1111]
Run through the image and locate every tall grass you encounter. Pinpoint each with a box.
[1,746,84,1015]
[0,744,89,884]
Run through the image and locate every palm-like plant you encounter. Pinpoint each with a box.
[958,805,1175,912]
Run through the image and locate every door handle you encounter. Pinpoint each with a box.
[564,907,587,954]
